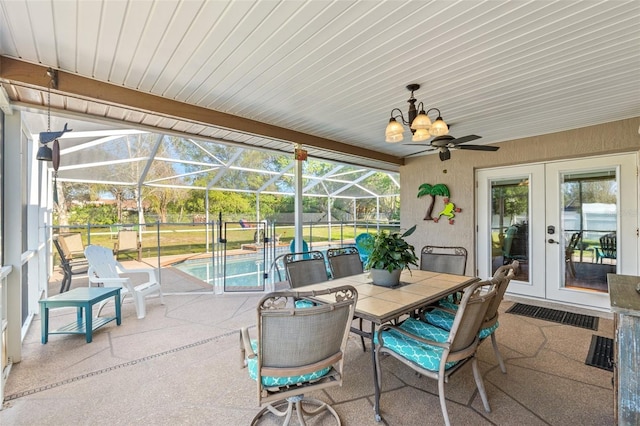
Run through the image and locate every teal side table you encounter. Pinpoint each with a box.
[39,287,122,343]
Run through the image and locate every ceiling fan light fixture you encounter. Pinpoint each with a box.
[411,128,431,142]
[429,116,449,136]
[385,117,405,143]
[385,85,445,143]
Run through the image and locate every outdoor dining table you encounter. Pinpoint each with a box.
[294,269,480,421]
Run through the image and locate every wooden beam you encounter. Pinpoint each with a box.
[0,56,403,166]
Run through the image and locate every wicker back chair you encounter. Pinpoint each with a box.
[240,285,357,425]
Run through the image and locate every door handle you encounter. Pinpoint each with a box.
[548,239,560,244]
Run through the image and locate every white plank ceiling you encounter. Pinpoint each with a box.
[1,0,639,171]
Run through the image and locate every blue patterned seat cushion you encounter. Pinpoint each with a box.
[375,318,458,371]
[425,309,499,340]
[246,340,331,387]
[294,299,315,308]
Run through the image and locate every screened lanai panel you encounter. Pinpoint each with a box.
[59,159,150,185]
[211,167,290,194]
[144,158,221,187]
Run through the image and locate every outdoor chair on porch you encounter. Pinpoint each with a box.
[375,280,497,426]
[283,251,329,288]
[240,285,357,425]
[327,246,366,351]
[84,244,163,319]
[597,233,617,264]
[422,261,519,374]
[53,234,89,293]
[327,247,363,278]
[420,245,468,275]
[354,233,374,267]
[565,232,583,277]
[113,229,142,261]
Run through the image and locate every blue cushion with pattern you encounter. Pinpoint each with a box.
[425,309,499,339]
[294,299,315,308]
[376,327,458,371]
[246,340,331,387]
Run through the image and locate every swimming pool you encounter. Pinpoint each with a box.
[173,247,336,293]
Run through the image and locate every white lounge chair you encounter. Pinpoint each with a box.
[84,245,163,319]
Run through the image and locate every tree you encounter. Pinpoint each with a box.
[417,183,450,220]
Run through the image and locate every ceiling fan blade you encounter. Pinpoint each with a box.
[405,148,434,157]
[450,134,481,145]
[456,145,499,151]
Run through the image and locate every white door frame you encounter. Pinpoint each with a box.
[477,153,639,311]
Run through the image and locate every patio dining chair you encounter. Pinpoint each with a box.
[84,244,163,319]
[283,250,329,288]
[420,245,468,275]
[327,246,363,278]
[327,246,366,351]
[113,229,142,261]
[375,279,497,426]
[355,233,374,267]
[240,285,357,425]
[53,234,89,293]
[422,261,519,373]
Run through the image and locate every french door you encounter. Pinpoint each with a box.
[477,153,638,310]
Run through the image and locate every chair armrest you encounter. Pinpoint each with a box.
[416,304,456,321]
[119,267,158,282]
[88,277,128,285]
[377,323,448,350]
[240,327,256,369]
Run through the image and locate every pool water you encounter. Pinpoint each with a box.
[173,247,336,292]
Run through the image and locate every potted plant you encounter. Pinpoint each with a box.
[365,225,418,287]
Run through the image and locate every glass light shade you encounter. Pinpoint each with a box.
[385,132,404,143]
[410,113,432,130]
[385,118,405,143]
[429,117,449,136]
[36,144,53,161]
[411,128,431,142]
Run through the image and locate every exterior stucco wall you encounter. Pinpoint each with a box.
[400,117,640,276]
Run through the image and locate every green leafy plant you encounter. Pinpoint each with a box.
[365,225,418,273]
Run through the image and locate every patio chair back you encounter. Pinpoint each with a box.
[113,229,142,261]
[53,234,88,293]
[327,247,363,278]
[283,250,329,287]
[420,245,468,275]
[599,233,616,260]
[240,285,357,424]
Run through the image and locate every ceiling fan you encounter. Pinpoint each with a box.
[406,134,499,161]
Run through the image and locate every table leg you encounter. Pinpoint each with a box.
[85,304,93,343]
[41,305,49,344]
[371,322,382,422]
[115,292,122,325]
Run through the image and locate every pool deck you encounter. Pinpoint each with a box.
[0,256,615,425]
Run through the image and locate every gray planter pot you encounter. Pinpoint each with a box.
[371,268,402,287]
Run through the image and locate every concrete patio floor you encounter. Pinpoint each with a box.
[1,259,615,425]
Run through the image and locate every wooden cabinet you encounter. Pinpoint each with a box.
[608,274,640,425]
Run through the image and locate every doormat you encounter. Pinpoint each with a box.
[505,303,599,330]
[585,335,614,371]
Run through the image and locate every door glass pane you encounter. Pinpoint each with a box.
[561,169,616,292]
[491,178,529,281]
